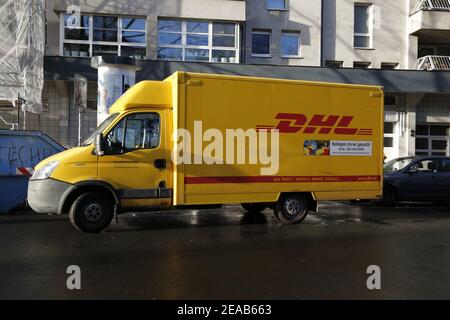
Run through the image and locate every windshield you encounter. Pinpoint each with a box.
[82,113,119,146]
[384,157,416,173]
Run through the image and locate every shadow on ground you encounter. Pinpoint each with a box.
[2,201,450,233]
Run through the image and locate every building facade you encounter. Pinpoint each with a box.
[42,0,450,69]
[1,0,450,160]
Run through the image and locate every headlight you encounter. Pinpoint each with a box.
[31,161,60,180]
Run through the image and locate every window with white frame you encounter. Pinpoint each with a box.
[252,30,271,57]
[384,122,395,148]
[281,31,300,58]
[354,4,373,49]
[415,125,450,156]
[384,96,398,151]
[61,14,146,59]
[267,0,286,10]
[157,19,240,63]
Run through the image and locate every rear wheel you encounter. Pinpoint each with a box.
[241,203,267,214]
[274,194,308,224]
[381,187,396,207]
[69,192,114,233]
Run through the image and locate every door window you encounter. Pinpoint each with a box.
[439,159,450,172]
[410,159,439,173]
[384,121,396,148]
[105,113,160,154]
[415,124,450,156]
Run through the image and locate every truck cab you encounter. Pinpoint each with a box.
[28,80,174,233]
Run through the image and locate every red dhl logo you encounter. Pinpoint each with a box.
[256,113,373,136]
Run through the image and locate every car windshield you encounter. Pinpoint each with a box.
[384,157,416,173]
[82,113,119,146]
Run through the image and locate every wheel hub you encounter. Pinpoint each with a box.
[84,203,103,222]
[284,198,302,216]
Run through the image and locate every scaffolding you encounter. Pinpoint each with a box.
[0,0,45,116]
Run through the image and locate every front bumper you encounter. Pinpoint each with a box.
[28,178,73,214]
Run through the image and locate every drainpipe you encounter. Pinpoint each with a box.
[320,0,324,67]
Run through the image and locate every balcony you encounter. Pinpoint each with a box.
[414,55,450,70]
[412,0,450,14]
[409,0,450,35]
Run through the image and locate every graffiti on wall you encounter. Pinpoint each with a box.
[0,142,54,174]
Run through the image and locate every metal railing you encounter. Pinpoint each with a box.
[412,0,450,13]
[414,55,450,70]
[0,115,18,130]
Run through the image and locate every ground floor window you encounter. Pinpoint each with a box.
[415,124,449,156]
[384,122,396,148]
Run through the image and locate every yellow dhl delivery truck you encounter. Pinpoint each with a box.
[28,72,384,233]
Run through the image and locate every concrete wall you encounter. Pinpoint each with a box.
[245,0,322,66]
[409,11,450,35]
[323,0,411,69]
[417,94,450,123]
[45,0,246,58]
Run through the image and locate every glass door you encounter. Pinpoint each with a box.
[416,124,450,156]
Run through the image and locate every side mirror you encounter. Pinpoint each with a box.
[95,133,105,156]
[407,168,418,174]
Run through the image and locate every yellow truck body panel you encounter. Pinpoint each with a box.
[167,72,384,205]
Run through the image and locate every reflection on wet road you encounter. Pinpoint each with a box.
[1,202,450,299]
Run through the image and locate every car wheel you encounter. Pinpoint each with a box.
[274,194,308,224]
[69,192,114,233]
[241,203,267,214]
[381,187,396,207]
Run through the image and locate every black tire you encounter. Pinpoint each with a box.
[69,192,114,233]
[432,201,448,207]
[381,187,396,207]
[241,203,267,214]
[274,194,308,224]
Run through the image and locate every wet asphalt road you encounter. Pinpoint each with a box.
[1,202,450,300]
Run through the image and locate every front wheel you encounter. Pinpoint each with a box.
[274,194,309,224]
[69,192,114,233]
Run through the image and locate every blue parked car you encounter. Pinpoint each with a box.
[383,156,450,205]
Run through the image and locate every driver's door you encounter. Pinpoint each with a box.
[98,111,170,208]
[396,159,439,200]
